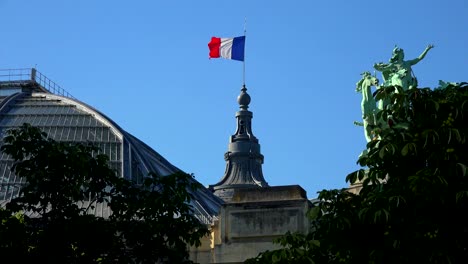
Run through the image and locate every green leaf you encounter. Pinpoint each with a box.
[307,206,321,220]
[401,142,417,156]
[431,99,440,111]
[452,128,462,143]
[358,169,367,181]
[345,171,357,184]
[379,147,386,159]
[457,163,467,177]
[309,240,320,248]
[456,191,468,203]
[401,143,409,156]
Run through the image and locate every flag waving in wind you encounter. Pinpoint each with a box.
[208,36,245,61]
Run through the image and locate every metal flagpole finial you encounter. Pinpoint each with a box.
[244,17,247,35]
[243,17,247,86]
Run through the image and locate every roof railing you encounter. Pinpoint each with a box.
[0,68,74,99]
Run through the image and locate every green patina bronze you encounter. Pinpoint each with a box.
[373,44,434,90]
[356,45,434,143]
[356,71,379,142]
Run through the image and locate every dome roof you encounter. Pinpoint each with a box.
[0,69,222,223]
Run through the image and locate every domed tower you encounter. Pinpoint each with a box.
[208,85,310,264]
[210,85,268,201]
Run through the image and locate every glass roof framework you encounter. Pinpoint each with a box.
[0,92,125,180]
[0,80,222,224]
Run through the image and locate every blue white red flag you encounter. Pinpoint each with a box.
[208,36,245,61]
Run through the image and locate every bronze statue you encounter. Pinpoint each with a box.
[373,45,434,90]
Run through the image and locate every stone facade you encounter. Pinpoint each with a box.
[190,185,311,263]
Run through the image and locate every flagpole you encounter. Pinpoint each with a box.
[243,18,246,87]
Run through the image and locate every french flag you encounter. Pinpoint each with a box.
[208,36,245,61]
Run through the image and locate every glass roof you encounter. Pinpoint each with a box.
[0,78,222,224]
[0,92,125,198]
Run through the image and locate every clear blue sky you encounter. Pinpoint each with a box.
[1,0,466,197]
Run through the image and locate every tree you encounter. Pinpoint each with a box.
[0,123,208,263]
[247,82,468,263]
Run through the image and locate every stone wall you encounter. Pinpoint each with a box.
[190,185,311,263]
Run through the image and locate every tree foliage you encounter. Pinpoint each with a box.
[247,82,468,263]
[0,123,208,263]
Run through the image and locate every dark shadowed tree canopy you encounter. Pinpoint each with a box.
[247,82,468,264]
[0,123,208,264]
